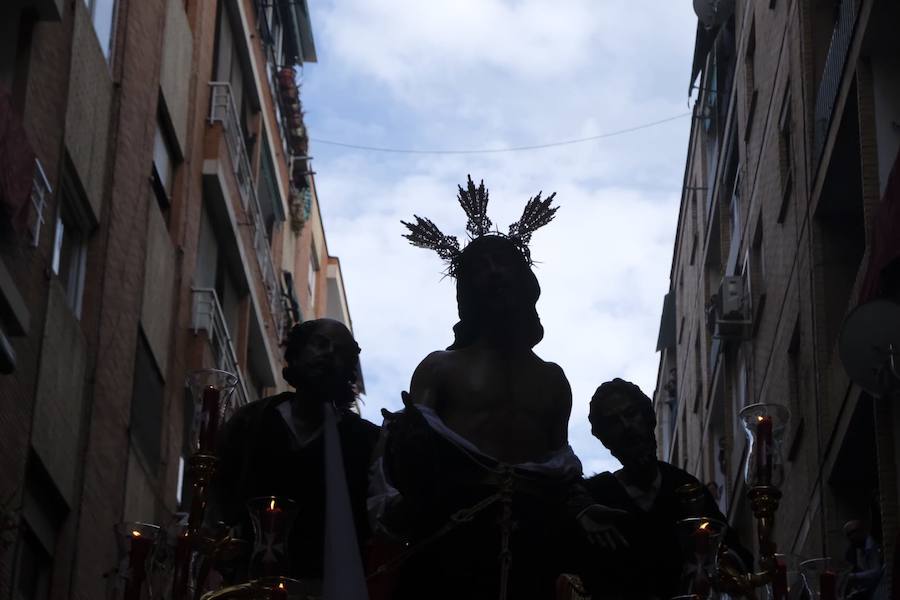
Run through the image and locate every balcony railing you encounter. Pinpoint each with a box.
[30,158,51,248]
[191,287,250,408]
[208,82,286,343]
[813,0,861,163]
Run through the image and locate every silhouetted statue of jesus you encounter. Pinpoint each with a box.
[410,234,571,464]
[369,178,612,600]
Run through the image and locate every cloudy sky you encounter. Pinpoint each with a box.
[301,1,697,475]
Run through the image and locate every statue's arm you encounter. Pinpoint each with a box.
[408,350,446,412]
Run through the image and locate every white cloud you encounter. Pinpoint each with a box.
[304,1,696,475]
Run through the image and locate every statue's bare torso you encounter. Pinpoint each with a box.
[409,342,572,465]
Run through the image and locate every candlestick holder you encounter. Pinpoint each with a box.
[676,518,727,599]
[171,369,239,600]
[715,403,790,596]
[800,557,844,600]
[739,404,790,490]
[766,553,801,600]
[110,522,162,600]
[197,576,308,600]
[192,523,250,599]
[246,497,299,579]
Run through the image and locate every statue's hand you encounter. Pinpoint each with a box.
[577,504,629,550]
[382,391,436,500]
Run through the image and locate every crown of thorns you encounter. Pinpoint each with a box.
[401,175,559,276]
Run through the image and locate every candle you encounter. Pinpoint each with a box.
[819,570,837,600]
[199,385,221,452]
[756,415,773,486]
[264,498,282,532]
[692,521,711,555]
[271,580,288,600]
[124,530,154,600]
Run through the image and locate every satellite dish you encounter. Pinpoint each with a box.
[839,299,900,397]
[693,0,736,29]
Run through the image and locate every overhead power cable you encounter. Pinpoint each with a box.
[309,112,691,155]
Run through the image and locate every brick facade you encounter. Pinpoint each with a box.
[0,0,355,596]
[655,0,900,592]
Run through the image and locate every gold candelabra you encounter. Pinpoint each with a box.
[677,403,791,599]
[108,369,306,600]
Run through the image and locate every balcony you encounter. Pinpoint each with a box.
[30,159,51,248]
[191,288,250,408]
[208,82,286,343]
[813,0,861,164]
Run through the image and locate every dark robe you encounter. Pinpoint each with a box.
[213,392,380,581]
[379,402,588,600]
[581,461,751,600]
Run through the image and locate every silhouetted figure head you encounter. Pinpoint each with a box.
[448,235,543,350]
[589,378,658,472]
[843,519,869,548]
[282,318,360,409]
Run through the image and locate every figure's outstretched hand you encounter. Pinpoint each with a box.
[577,504,630,550]
[400,390,418,410]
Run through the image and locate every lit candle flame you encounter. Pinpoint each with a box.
[132,530,141,537]
[757,415,765,422]
[277,582,286,590]
[698,521,710,531]
[269,498,276,511]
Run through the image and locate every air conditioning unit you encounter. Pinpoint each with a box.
[711,275,751,340]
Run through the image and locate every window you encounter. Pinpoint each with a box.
[152,115,176,218]
[694,334,702,409]
[786,320,804,459]
[51,182,92,320]
[175,455,185,508]
[255,0,285,65]
[130,328,164,469]
[257,137,285,241]
[83,0,117,61]
[743,20,758,141]
[729,347,751,449]
[730,170,742,244]
[215,6,252,146]
[777,89,794,223]
[15,457,67,600]
[308,245,318,309]
[746,221,766,324]
[266,2,284,65]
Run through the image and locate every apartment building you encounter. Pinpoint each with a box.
[0,1,355,597]
[654,0,900,592]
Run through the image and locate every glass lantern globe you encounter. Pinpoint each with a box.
[739,403,790,488]
[185,369,239,455]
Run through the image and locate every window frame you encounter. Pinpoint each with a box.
[151,114,178,219]
[50,202,89,320]
[83,0,118,62]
